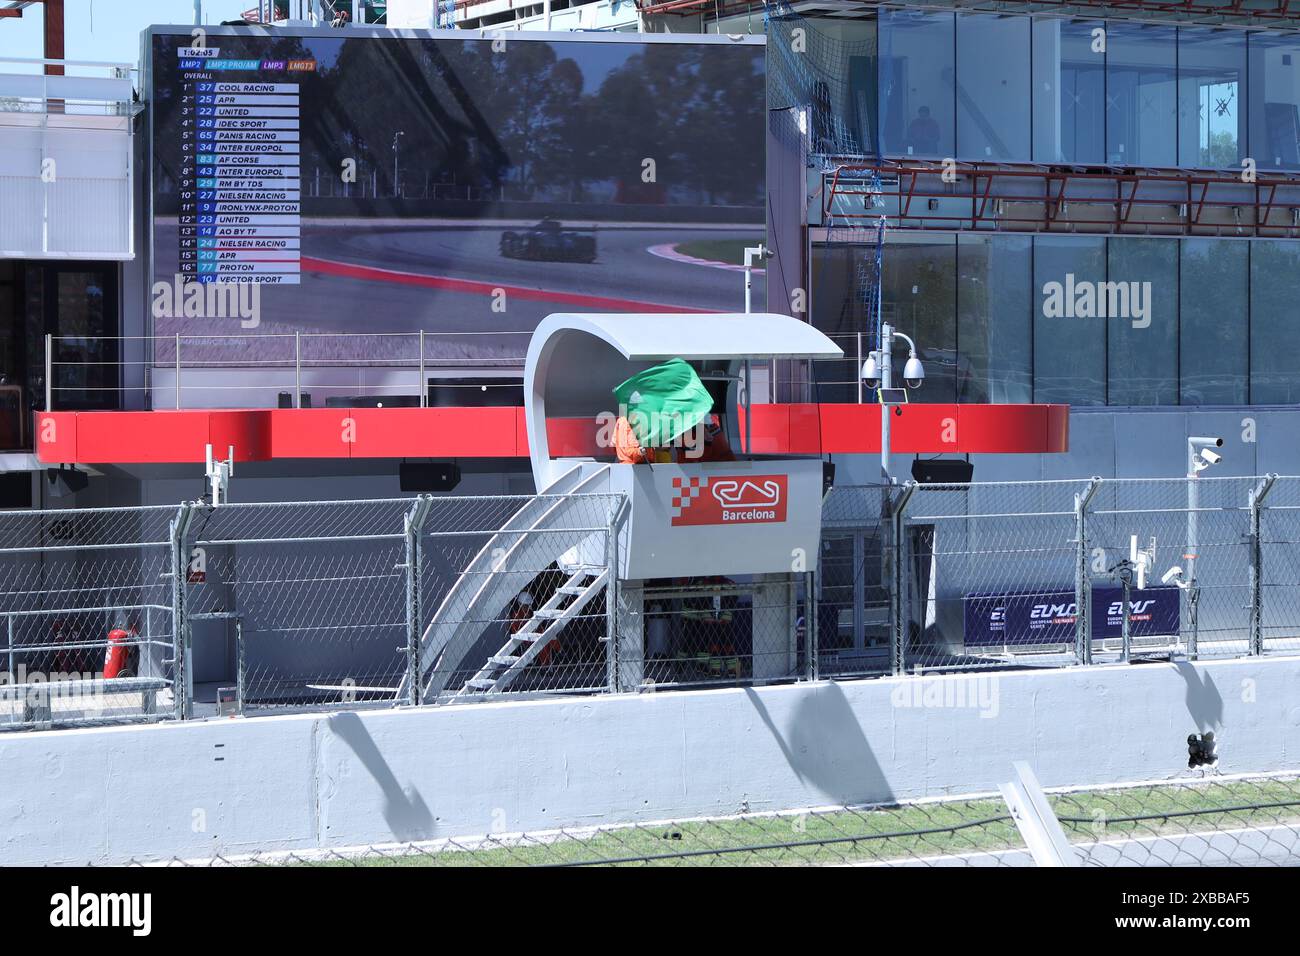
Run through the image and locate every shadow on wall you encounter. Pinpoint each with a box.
[325,712,434,843]
[744,683,896,807]
[1173,661,1224,735]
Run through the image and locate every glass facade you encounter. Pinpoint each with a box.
[812,235,1298,407]
[1106,237,1177,406]
[1033,236,1106,407]
[1032,18,1105,164]
[879,8,954,158]
[1105,22,1179,166]
[957,235,1033,404]
[1179,28,1246,168]
[956,14,1031,162]
[1247,33,1300,170]
[1180,239,1248,405]
[867,13,1287,169]
[803,10,1300,410]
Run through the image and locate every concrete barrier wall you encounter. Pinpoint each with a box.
[3,654,1299,865]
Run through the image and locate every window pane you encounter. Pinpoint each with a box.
[1033,18,1105,164]
[1033,236,1106,406]
[956,14,1030,161]
[1250,240,1300,403]
[882,235,956,403]
[809,244,869,404]
[957,234,1032,403]
[1180,239,1247,405]
[1247,33,1300,171]
[1178,28,1245,168]
[1106,238,1177,406]
[1106,22,1178,166]
[880,9,954,158]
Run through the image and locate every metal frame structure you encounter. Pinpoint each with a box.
[822,159,1300,238]
[630,0,1300,22]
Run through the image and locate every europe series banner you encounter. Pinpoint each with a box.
[963,586,1182,646]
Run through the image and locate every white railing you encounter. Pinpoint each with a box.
[0,56,135,116]
[45,331,531,411]
[0,57,136,259]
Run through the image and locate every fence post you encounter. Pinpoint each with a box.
[1074,478,1102,666]
[804,570,818,681]
[418,330,426,408]
[1248,474,1278,657]
[44,333,53,411]
[168,502,197,720]
[235,618,245,715]
[403,495,433,707]
[888,481,917,676]
[605,497,628,694]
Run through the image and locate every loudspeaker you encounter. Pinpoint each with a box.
[910,458,974,485]
[46,468,89,498]
[399,462,462,493]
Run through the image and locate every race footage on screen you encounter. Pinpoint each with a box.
[148,28,766,372]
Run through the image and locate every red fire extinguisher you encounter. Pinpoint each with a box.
[104,627,135,679]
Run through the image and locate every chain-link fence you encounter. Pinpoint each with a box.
[178,493,624,714]
[181,497,417,714]
[1055,774,1300,866]
[5,475,1300,731]
[0,504,179,729]
[415,493,622,703]
[845,475,1300,675]
[150,771,1300,868]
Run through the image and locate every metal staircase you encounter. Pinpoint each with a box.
[451,564,609,700]
[394,462,614,705]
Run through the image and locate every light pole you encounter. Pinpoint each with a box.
[1184,435,1223,658]
[742,244,768,315]
[392,131,405,198]
[861,322,925,484]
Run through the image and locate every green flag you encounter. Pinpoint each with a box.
[612,358,714,448]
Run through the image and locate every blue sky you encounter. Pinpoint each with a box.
[2,0,258,69]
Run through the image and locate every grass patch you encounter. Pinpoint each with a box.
[672,238,759,267]
[308,776,1300,867]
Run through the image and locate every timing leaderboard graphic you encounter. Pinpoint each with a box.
[177,46,310,285]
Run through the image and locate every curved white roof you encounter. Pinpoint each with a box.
[528,312,844,362]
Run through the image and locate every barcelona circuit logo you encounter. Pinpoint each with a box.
[670,475,788,526]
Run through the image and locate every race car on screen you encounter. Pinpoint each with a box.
[500,220,597,263]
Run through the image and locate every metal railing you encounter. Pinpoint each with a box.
[4,476,1300,731]
[44,331,531,411]
[0,56,135,117]
[826,474,1300,675]
[0,503,178,730]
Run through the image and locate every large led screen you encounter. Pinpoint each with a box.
[147,26,766,380]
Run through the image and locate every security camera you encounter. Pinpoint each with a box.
[902,355,925,389]
[861,353,881,390]
[1161,566,1183,585]
[1200,449,1222,465]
